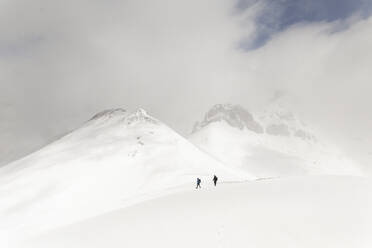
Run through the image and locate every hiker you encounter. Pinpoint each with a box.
[196,178,201,189]
[213,175,218,186]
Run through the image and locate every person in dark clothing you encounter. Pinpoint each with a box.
[213,175,218,186]
[196,178,201,189]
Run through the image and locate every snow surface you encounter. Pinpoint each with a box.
[190,104,362,178]
[0,108,246,246]
[0,106,369,248]
[22,176,372,248]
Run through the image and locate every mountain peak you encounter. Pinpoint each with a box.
[193,103,316,142]
[133,108,149,117]
[125,108,158,124]
[193,104,264,133]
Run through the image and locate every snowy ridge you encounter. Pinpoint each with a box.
[90,108,127,121]
[88,108,158,125]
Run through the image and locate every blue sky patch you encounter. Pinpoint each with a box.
[237,0,372,49]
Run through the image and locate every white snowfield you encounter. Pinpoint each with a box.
[0,107,370,248]
[24,177,372,248]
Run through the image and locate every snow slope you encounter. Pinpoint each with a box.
[24,176,372,248]
[190,104,362,178]
[0,108,246,246]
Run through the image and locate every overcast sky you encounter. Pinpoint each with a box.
[1,0,372,169]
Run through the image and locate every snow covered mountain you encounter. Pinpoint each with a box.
[0,108,245,246]
[0,106,370,248]
[190,104,362,178]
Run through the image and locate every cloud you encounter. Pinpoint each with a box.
[0,0,372,172]
[239,15,372,171]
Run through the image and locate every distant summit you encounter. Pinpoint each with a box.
[190,103,361,178]
[192,104,263,134]
[256,104,316,141]
[192,104,315,141]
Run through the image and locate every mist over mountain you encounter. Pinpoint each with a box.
[190,104,361,178]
